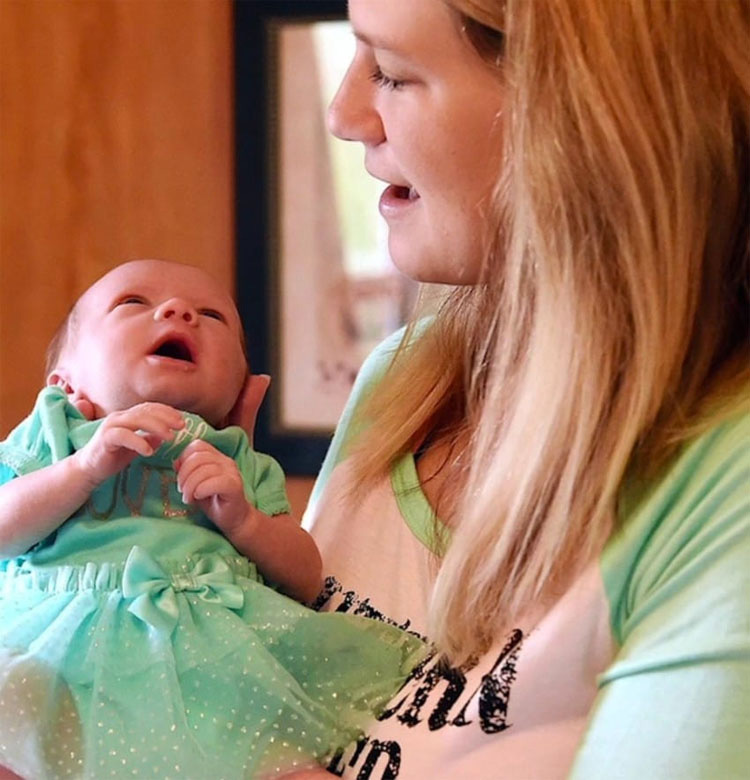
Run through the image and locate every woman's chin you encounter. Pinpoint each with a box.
[389,244,478,286]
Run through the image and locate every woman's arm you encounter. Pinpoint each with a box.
[570,577,749,779]
[571,417,750,777]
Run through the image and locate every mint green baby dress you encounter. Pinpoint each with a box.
[0,387,426,779]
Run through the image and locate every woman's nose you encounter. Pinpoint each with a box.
[327,59,384,145]
[154,298,198,325]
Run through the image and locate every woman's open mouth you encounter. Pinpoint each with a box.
[379,184,421,218]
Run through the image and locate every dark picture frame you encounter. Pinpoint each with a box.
[234,0,348,475]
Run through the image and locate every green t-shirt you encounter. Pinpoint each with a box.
[304,326,750,779]
[0,386,290,568]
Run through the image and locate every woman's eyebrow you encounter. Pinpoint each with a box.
[353,28,401,53]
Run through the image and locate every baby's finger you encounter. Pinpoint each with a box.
[141,433,168,453]
[103,427,156,458]
[177,461,222,503]
[109,405,184,441]
[134,403,185,431]
[181,438,214,453]
[174,439,218,464]
[174,451,217,480]
[174,442,227,474]
[190,475,240,503]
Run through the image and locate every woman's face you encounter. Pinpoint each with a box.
[328,0,505,285]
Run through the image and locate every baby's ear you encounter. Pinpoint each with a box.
[46,370,96,420]
[46,368,73,393]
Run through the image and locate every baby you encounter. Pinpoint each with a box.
[0,260,424,779]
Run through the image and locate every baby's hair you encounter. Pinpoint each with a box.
[45,304,79,379]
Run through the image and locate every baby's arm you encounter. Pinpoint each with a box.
[174,440,322,604]
[0,403,184,557]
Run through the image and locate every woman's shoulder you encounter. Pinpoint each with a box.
[353,319,432,395]
[307,321,432,511]
[602,407,750,644]
[610,407,749,551]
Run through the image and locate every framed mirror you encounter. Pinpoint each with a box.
[235,1,418,474]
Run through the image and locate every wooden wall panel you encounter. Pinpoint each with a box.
[0,0,234,434]
[0,0,314,513]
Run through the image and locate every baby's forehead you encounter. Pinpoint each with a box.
[81,260,238,313]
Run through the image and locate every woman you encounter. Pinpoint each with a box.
[290,0,749,777]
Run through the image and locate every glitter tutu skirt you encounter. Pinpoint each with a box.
[0,546,425,779]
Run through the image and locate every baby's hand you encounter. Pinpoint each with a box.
[74,403,185,487]
[174,440,250,533]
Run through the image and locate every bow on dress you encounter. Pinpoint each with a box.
[121,546,245,634]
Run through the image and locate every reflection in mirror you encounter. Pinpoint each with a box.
[276,21,418,433]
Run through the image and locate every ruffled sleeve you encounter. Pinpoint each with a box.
[146,414,291,517]
[0,393,292,518]
[0,386,81,480]
[233,439,291,517]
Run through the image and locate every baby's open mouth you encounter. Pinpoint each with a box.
[151,337,194,363]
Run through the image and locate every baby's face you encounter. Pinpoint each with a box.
[53,260,248,425]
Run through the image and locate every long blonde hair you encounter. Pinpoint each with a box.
[352,0,750,664]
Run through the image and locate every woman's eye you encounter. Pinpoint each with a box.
[369,66,406,91]
[199,309,226,322]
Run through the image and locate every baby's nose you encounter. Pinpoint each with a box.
[154,297,198,325]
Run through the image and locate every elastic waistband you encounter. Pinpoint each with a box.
[0,550,255,595]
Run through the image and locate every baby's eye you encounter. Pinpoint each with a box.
[117,295,147,306]
[198,309,226,322]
